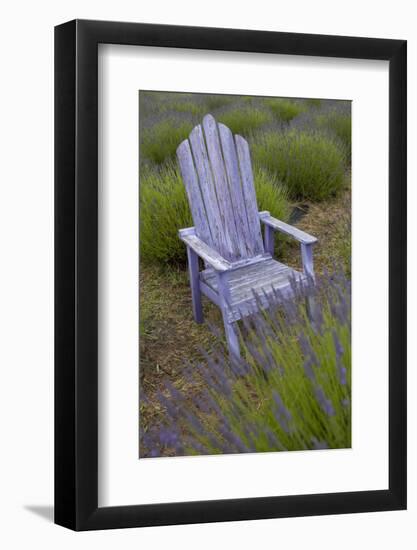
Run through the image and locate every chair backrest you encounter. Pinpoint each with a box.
[177,114,265,263]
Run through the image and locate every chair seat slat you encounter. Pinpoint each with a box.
[200,258,307,322]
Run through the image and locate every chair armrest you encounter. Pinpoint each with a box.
[259,211,317,245]
[179,228,232,272]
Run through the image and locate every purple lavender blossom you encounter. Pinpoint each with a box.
[298,333,319,365]
[142,266,350,458]
[315,386,335,417]
[157,390,179,420]
[332,329,347,385]
[311,437,329,450]
[303,356,315,381]
[159,427,180,448]
[265,429,287,451]
[272,390,292,434]
[332,329,344,358]
[218,424,250,453]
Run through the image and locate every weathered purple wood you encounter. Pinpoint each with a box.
[199,279,221,308]
[305,294,318,323]
[259,211,317,245]
[215,270,240,358]
[301,242,315,281]
[259,209,316,286]
[179,228,231,271]
[263,223,275,256]
[227,253,271,270]
[187,245,203,323]
[188,124,231,259]
[218,122,253,257]
[201,258,307,322]
[177,115,318,357]
[177,139,213,247]
[235,135,264,255]
[202,115,242,261]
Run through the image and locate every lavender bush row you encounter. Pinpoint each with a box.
[141,269,351,457]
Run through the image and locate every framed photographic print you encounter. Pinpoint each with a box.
[55,19,406,530]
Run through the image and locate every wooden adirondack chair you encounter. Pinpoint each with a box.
[177,114,317,358]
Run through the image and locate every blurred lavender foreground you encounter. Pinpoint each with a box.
[141,269,351,457]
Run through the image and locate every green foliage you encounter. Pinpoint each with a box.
[169,101,205,117]
[316,110,351,159]
[204,95,234,110]
[218,108,271,136]
[252,130,345,201]
[140,164,193,265]
[141,120,193,165]
[305,98,322,108]
[252,165,290,223]
[266,98,305,123]
[140,163,290,265]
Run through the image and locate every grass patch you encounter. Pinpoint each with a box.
[252,130,345,201]
[138,263,221,410]
[140,163,290,265]
[141,120,193,165]
[266,98,305,123]
[218,108,271,136]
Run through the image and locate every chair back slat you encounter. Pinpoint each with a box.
[218,122,263,257]
[176,138,213,248]
[235,134,265,255]
[177,114,264,262]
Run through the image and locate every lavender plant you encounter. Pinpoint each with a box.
[217,107,272,136]
[141,270,351,456]
[140,163,290,265]
[141,119,194,165]
[316,110,351,161]
[252,130,345,201]
[266,98,305,123]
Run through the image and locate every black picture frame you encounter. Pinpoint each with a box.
[55,19,407,531]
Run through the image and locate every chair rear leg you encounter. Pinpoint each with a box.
[187,246,203,324]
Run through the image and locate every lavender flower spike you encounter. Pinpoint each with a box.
[315,386,335,417]
[272,390,292,433]
[332,329,344,358]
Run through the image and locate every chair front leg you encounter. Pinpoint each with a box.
[187,246,203,324]
[300,242,317,322]
[300,242,315,282]
[263,224,275,256]
[215,271,240,359]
